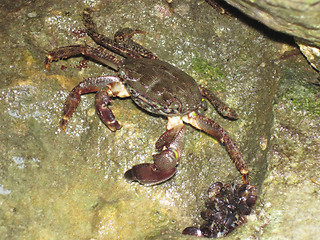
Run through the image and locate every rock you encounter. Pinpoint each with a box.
[296,40,320,71]
[0,0,319,239]
[219,0,320,70]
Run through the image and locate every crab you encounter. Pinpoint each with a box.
[45,8,249,186]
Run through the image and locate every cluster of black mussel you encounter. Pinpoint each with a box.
[183,182,258,238]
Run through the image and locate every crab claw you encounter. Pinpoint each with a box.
[124,163,177,185]
[125,122,185,186]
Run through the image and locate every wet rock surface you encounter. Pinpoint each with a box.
[0,0,319,239]
[209,0,320,70]
[220,0,320,46]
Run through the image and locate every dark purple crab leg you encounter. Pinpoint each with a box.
[183,112,249,184]
[58,76,128,131]
[200,86,238,120]
[45,43,131,131]
[125,118,186,185]
[95,82,127,132]
[45,45,121,71]
[113,28,158,59]
[83,8,158,60]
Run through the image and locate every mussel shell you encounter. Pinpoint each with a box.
[182,227,204,237]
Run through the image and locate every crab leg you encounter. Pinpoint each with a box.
[200,86,238,120]
[125,117,185,185]
[183,112,249,184]
[83,8,158,60]
[59,76,128,131]
[45,45,120,71]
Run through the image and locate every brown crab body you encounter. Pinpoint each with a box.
[119,58,202,116]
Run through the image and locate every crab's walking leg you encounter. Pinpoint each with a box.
[125,117,185,185]
[113,28,158,59]
[200,86,238,120]
[60,76,129,131]
[45,45,120,71]
[183,112,249,184]
[83,8,158,59]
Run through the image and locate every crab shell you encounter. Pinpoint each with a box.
[119,58,203,116]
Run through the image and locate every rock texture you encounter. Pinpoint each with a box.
[222,0,320,70]
[0,0,319,239]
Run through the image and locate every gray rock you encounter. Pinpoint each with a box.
[222,0,320,69]
[0,0,319,239]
